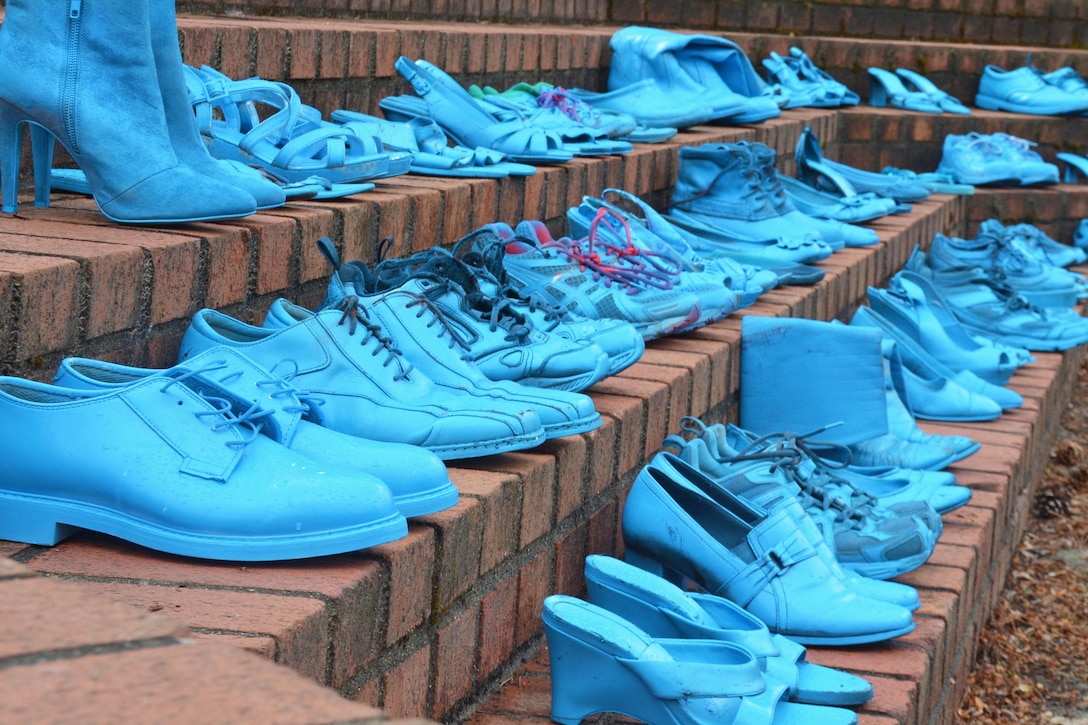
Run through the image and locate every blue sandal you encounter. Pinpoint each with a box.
[384,57,573,165]
[894,69,972,114]
[867,67,944,113]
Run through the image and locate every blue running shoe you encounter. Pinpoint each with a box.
[54,348,459,518]
[505,218,705,340]
[178,301,546,460]
[369,246,611,391]
[936,131,1059,186]
[452,224,647,377]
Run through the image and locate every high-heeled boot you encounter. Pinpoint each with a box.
[0,0,257,223]
[148,0,285,209]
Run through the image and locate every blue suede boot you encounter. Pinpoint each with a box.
[0,0,257,223]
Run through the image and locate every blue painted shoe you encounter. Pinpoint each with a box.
[178,304,547,460]
[370,247,612,390]
[53,348,458,518]
[584,555,874,707]
[622,452,917,645]
[979,219,1087,270]
[894,69,972,114]
[936,132,1059,186]
[567,79,718,129]
[778,175,898,224]
[975,64,1088,115]
[762,51,853,109]
[543,594,859,724]
[452,225,647,376]
[786,47,859,105]
[0,372,406,560]
[867,67,944,113]
[796,127,931,203]
[306,240,603,439]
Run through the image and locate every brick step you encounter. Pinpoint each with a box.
[173,0,1088,50]
[5,192,968,722]
[466,324,1088,725]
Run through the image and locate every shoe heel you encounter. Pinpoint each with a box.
[869,77,888,107]
[623,547,688,589]
[29,124,55,208]
[0,100,27,214]
[0,492,80,546]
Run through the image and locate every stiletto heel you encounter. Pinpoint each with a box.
[0,101,26,214]
[29,124,55,207]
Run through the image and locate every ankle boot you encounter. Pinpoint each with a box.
[149,0,285,209]
[0,0,257,223]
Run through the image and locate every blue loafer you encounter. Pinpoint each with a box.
[975,64,1088,115]
[53,348,459,519]
[622,452,917,645]
[584,555,874,707]
[0,373,406,560]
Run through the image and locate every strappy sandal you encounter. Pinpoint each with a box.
[894,69,972,114]
[788,47,859,105]
[384,57,573,165]
[330,110,535,178]
[762,51,847,108]
[184,65,394,184]
[867,68,944,113]
[795,126,930,203]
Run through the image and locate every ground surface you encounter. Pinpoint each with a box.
[958,361,1088,724]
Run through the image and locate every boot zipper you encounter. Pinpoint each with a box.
[62,0,83,154]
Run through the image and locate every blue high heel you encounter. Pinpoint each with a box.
[894,69,972,114]
[0,0,257,223]
[584,555,874,707]
[542,595,859,724]
[867,67,944,113]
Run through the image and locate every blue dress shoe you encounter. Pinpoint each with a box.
[53,348,459,518]
[542,594,859,724]
[584,555,874,707]
[975,64,1088,115]
[0,373,406,560]
[622,452,916,645]
[178,302,547,460]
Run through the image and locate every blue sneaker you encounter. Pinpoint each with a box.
[980,219,1087,269]
[178,303,547,460]
[936,132,1059,186]
[54,348,458,518]
[369,246,611,390]
[0,371,406,560]
[303,241,602,438]
[452,225,647,376]
[975,64,1088,115]
[566,200,739,329]
[504,219,705,339]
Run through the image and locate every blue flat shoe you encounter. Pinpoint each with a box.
[543,594,860,725]
[796,126,931,203]
[778,174,897,224]
[867,67,944,113]
[584,555,874,708]
[53,348,459,519]
[622,452,917,645]
[894,69,972,114]
[0,373,406,560]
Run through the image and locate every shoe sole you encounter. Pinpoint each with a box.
[0,490,408,561]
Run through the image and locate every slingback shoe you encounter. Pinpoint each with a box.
[867,68,944,113]
[622,453,916,645]
[584,555,874,707]
[894,69,972,114]
[542,595,858,725]
[795,127,931,204]
[52,348,458,519]
[0,373,406,560]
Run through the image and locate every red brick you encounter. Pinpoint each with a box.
[477,577,519,679]
[450,468,521,575]
[0,251,81,358]
[584,417,618,496]
[516,549,554,646]
[588,392,646,478]
[544,434,589,522]
[373,525,436,645]
[433,606,480,718]
[381,644,433,718]
[416,496,484,609]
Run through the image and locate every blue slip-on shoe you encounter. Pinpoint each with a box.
[868,67,944,113]
[53,348,458,519]
[895,351,1002,422]
[851,305,1023,411]
[178,304,546,460]
[369,247,612,389]
[505,219,705,340]
[567,199,739,330]
[975,64,1088,115]
[795,126,931,203]
[453,225,647,376]
[542,595,860,725]
[0,373,407,561]
[894,69,972,114]
[885,385,981,461]
[867,270,1032,385]
[778,175,898,224]
[621,451,916,645]
[584,555,874,708]
[308,242,603,438]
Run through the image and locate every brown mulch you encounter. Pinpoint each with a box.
[957,361,1088,724]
